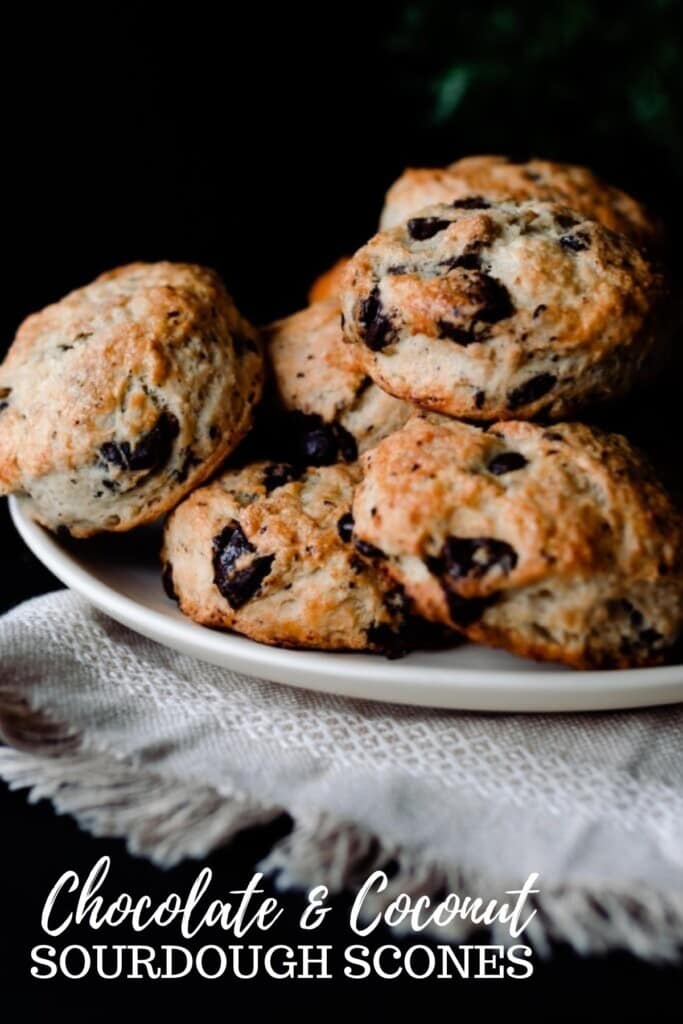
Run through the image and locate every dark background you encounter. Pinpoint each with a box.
[1,2,682,1009]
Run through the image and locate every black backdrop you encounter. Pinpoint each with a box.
[2,4,682,1009]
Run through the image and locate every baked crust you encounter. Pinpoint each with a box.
[162,460,424,653]
[341,199,668,421]
[351,414,683,668]
[0,262,263,536]
[381,155,661,252]
[265,299,412,455]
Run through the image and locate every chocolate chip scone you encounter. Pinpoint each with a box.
[351,415,683,669]
[340,199,667,421]
[381,155,661,251]
[0,262,263,536]
[265,299,412,457]
[162,460,427,653]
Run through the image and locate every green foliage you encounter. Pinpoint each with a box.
[383,0,683,182]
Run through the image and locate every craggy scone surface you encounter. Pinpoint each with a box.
[380,155,660,251]
[0,262,263,536]
[341,199,666,421]
[351,415,683,668]
[265,299,412,456]
[162,460,422,652]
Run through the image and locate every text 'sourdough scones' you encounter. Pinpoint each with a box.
[340,199,667,421]
[351,415,683,669]
[163,461,431,653]
[0,262,263,536]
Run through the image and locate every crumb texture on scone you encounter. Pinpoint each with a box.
[265,299,413,456]
[341,199,667,421]
[162,460,426,653]
[0,262,263,536]
[351,414,683,668]
[380,155,661,251]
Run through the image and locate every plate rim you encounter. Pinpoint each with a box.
[9,495,683,713]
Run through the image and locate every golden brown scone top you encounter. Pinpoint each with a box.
[381,155,661,252]
[0,261,263,535]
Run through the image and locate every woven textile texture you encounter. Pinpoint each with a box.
[0,590,681,960]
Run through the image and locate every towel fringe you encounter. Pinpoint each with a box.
[1,682,681,961]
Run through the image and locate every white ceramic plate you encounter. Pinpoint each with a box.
[9,495,683,712]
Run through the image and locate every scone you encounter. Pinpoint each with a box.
[380,155,660,251]
[308,258,351,303]
[264,299,412,457]
[340,199,667,421]
[0,262,263,536]
[162,460,430,653]
[351,415,683,669]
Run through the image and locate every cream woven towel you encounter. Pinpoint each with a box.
[1,590,682,960]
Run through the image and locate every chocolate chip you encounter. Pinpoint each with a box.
[359,287,395,351]
[437,536,518,580]
[100,411,180,474]
[100,441,130,469]
[0,402,8,414]
[354,537,387,560]
[555,212,580,229]
[213,521,253,574]
[263,463,301,494]
[129,412,180,470]
[455,252,482,271]
[366,621,410,659]
[437,272,514,344]
[174,449,200,483]
[387,264,408,275]
[337,511,354,543]
[451,196,491,210]
[474,390,486,409]
[220,557,275,609]
[507,374,556,410]
[407,216,451,240]
[532,304,547,319]
[264,412,357,468]
[212,521,274,609]
[355,376,373,398]
[0,387,12,400]
[559,232,590,253]
[162,562,178,602]
[437,319,477,345]
[476,274,514,323]
[301,419,357,465]
[488,451,528,475]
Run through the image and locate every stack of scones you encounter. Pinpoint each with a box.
[2,156,681,669]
